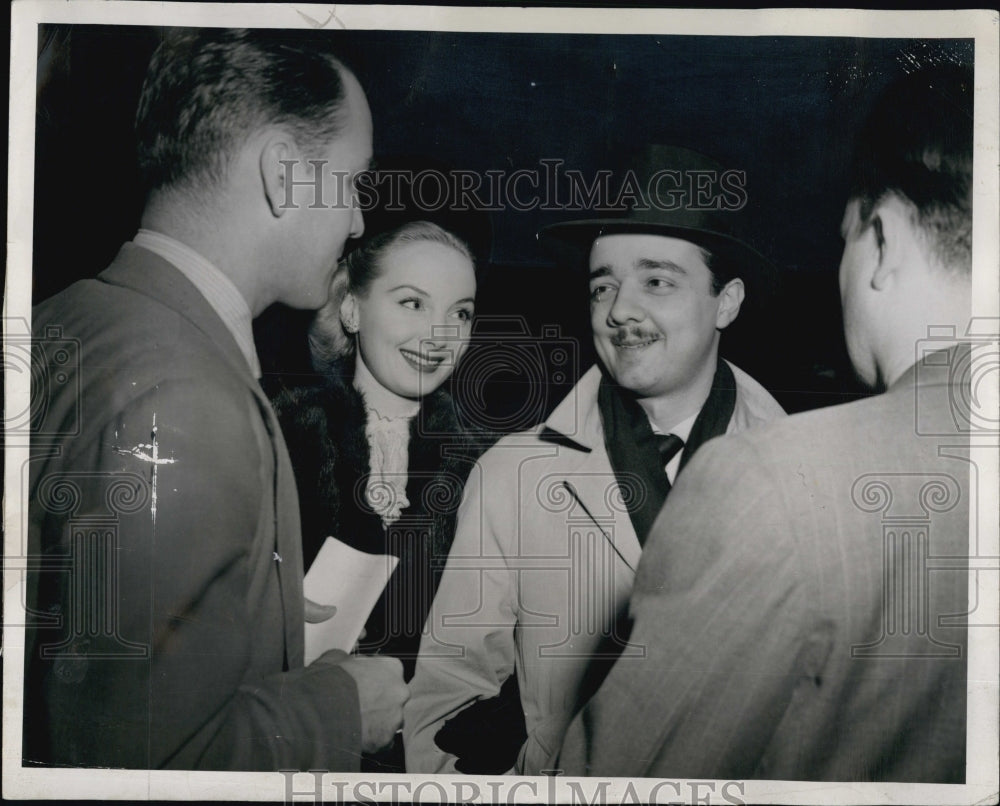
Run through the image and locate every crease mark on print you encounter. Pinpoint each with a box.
[296,6,346,29]
[112,412,176,526]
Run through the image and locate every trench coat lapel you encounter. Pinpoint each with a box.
[541,365,643,573]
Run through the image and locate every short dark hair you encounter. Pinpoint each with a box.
[850,65,973,273]
[697,246,737,296]
[309,221,477,374]
[135,28,352,197]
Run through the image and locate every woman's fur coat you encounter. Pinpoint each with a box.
[268,359,486,680]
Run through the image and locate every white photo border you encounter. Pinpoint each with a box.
[4,3,998,803]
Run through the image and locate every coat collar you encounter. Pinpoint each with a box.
[891,343,970,392]
[315,355,460,432]
[99,243,255,388]
[540,364,605,452]
[544,367,643,573]
[542,359,781,451]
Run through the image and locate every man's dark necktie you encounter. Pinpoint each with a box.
[654,433,685,491]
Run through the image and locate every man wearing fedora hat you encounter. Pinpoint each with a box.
[555,66,973,782]
[404,146,784,775]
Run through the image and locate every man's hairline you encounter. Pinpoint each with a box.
[848,190,973,280]
[145,60,362,208]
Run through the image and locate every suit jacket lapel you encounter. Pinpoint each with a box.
[255,397,305,669]
[100,243,305,668]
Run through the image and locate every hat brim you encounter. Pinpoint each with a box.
[538,218,776,296]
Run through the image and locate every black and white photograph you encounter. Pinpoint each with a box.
[3,3,998,803]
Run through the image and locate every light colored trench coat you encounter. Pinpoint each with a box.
[404,361,785,774]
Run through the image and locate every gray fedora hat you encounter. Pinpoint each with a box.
[538,145,775,291]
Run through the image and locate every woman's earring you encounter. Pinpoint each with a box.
[340,292,360,334]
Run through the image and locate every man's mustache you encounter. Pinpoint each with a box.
[609,326,662,347]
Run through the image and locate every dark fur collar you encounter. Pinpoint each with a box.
[269,357,478,564]
[316,357,468,456]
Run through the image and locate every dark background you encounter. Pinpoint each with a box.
[31,24,975,427]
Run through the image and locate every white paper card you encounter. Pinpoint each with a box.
[303,537,399,665]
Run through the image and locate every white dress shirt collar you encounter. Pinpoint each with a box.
[133,229,261,379]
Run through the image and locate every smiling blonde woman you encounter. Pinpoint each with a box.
[269,220,486,772]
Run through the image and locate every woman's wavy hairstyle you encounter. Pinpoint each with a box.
[308,221,476,375]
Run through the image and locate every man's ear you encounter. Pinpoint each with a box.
[716,277,745,330]
[260,136,294,218]
[868,195,917,291]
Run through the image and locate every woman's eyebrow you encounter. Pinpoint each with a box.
[387,284,429,296]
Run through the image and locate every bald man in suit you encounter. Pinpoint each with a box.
[24,28,407,770]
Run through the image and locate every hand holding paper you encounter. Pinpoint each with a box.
[303,536,399,665]
[304,599,337,623]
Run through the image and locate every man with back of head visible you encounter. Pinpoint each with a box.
[405,147,785,775]
[24,28,408,771]
[556,65,975,782]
